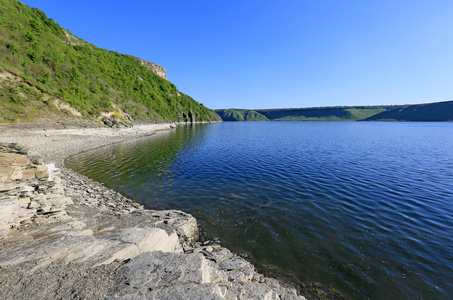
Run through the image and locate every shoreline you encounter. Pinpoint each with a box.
[0,123,307,300]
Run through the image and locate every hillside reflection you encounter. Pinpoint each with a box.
[66,124,209,203]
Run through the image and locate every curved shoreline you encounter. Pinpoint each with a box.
[0,123,308,300]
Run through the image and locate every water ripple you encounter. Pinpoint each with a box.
[66,122,453,299]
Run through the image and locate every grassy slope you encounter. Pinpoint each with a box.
[215,106,393,121]
[0,0,221,123]
[256,107,388,121]
[216,102,453,122]
[363,101,453,121]
[214,109,268,121]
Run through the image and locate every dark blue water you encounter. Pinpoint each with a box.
[66,122,453,299]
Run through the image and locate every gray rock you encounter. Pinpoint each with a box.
[112,250,305,300]
[0,146,72,237]
[112,283,225,300]
[114,251,216,295]
[27,155,43,165]
[0,143,29,155]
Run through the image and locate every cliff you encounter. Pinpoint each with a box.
[133,56,168,80]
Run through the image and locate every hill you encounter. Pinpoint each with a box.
[215,106,394,121]
[215,101,453,122]
[256,106,391,121]
[214,109,268,121]
[363,100,453,121]
[0,0,221,124]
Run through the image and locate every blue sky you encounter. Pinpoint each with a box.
[21,0,453,109]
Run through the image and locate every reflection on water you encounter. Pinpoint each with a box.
[66,122,453,299]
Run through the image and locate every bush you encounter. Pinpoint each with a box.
[38,72,50,84]
[25,32,36,42]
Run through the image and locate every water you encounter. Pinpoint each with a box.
[66,122,453,299]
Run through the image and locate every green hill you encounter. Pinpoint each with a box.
[0,0,221,124]
[216,102,453,122]
[215,109,268,121]
[363,100,453,121]
[215,106,395,121]
[256,106,390,121]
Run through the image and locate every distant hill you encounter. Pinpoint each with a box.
[256,106,392,121]
[215,109,268,121]
[363,101,453,121]
[215,106,395,121]
[0,0,221,124]
[215,101,453,122]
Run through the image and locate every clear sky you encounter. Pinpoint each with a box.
[20,0,453,109]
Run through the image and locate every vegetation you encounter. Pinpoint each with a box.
[215,106,397,121]
[216,102,453,122]
[0,0,221,123]
[215,109,268,121]
[256,106,393,121]
[363,101,453,121]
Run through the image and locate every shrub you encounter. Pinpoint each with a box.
[38,72,50,84]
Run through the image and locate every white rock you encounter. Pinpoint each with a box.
[0,197,18,236]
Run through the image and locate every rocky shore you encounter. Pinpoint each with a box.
[0,123,306,300]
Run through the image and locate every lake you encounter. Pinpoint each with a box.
[66,122,453,299]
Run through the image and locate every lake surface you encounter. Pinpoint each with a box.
[66,122,453,299]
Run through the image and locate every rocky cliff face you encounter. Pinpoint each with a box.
[133,56,168,80]
[0,143,72,236]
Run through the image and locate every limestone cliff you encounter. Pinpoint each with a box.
[132,56,168,80]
